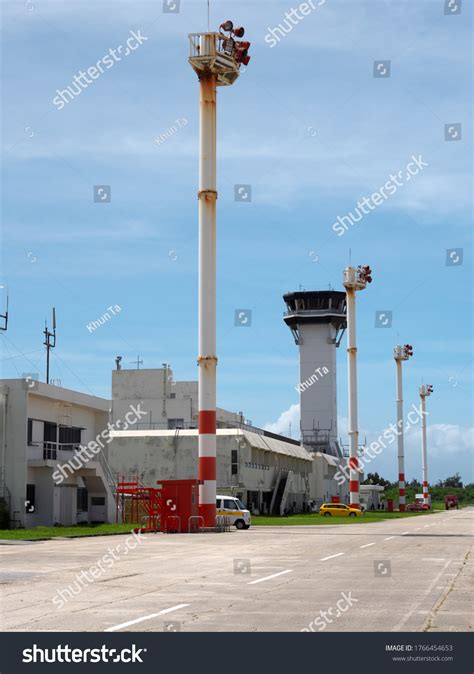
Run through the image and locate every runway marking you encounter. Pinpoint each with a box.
[320,553,345,561]
[360,543,376,549]
[422,558,446,562]
[424,524,431,528]
[392,561,451,632]
[248,569,293,585]
[384,536,396,540]
[104,603,190,632]
[401,531,410,535]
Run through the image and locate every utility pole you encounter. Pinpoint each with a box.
[43,307,56,384]
[394,344,413,511]
[0,287,8,332]
[188,20,250,527]
[343,265,372,508]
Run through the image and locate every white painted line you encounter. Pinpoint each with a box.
[424,524,430,528]
[401,531,410,535]
[104,603,190,632]
[392,561,451,632]
[414,527,422,530]
[248,569,293,585]
[360,542,376,549]
[422,558,446,562]
[319,552,345,561]
[384,536,396,540]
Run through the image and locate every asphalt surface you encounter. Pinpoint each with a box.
[0,508,472,633]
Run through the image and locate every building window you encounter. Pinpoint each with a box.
[26,484,35,513]
[231,449,238,475]
[169,393,176,399]
[77,488,88,512]
[59,426,82,448]
[168,419,184,429]
[90,496,105,506]
[27,419,33,444]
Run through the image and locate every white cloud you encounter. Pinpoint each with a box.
[405,424,474,456]
[264,403,300,438]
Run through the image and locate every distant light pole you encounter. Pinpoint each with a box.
[343,265,372,508]
[419,383,433,507]
[393,344,413,511]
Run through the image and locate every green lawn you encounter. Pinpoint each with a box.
[0,523,139,540]
[252,510,438,526]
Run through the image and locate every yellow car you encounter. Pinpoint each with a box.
[319,503,364,517]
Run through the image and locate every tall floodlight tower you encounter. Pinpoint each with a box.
[188,21,251,527]
[393,344,413,512]
[283,291,346,455]
[343,265,372,508]
[419,383,433,507]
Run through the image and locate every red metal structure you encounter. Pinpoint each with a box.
[116,477,200,533]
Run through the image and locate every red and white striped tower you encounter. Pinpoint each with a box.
[420,384,433,507]
[393,344,413,512]
[343,265,372,508]
[188,24,250,527]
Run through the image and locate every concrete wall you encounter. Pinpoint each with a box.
[111,369,248,431]
[0,383,28,526]
[108,431,313,512]
[298,323,338,444]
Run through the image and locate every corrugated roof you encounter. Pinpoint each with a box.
[241,430,312,461]
[110,428,313,461]
[314,452,340,467]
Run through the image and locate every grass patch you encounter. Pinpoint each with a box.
[252,510,438,526]
[0,523,139,541]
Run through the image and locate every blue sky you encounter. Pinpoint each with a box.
[1,0,472,483]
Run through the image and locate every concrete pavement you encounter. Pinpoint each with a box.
[0,508,472,633]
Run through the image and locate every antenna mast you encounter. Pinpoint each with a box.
[43,307,57,384]
[0,288,9,331]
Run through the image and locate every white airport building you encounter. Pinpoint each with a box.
[0,364,350,528]
[0,379,115,529]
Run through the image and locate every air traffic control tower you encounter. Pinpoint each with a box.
[283,291,347,457]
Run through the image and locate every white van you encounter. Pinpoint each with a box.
[216,495,251,530]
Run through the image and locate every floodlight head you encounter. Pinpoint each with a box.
[234,41,251,65]
[233,26,245,37]
[220,20,234,32]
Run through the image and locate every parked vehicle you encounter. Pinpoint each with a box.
[319,503,364,517]
[216,495,251,529]
[406,502,430,512]
[445,494,459,510]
